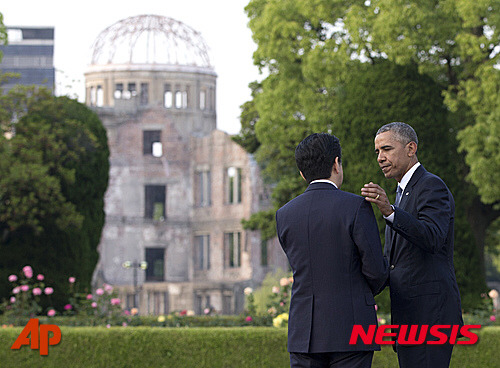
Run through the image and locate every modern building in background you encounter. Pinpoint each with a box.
[86,15,288,315]
[0,26,55,92]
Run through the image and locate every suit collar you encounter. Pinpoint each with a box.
[309,179,338,188]
[387,164,427,261]
[405,164,426,189]
[396,165,426,210]
[398,162,421,192]
[305,182,339,192]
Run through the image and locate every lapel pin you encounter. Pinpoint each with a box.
[406,192,409,196]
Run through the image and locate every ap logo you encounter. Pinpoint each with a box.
[11,318,61,356]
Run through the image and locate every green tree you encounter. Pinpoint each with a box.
[0,14,21,89]
[233,82,262,154]
[335,61,484,309]
[0,12,7,85]
[242,0,489,309]
[342,0,500,276]
[0,12,6,49]
[0,87,109,311]
[343,1,499,205]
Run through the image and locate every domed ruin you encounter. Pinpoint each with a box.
[89,14,212,68]
[85,14,216,115]
[86,15,287,316]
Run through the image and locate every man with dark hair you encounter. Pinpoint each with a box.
[361,122,463,368]
[276,133,388,368]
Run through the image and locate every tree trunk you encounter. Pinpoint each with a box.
[467,197,500,280]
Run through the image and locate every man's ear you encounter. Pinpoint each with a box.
[407,142,418,157]
[300,171,306,181]
[332,156,341,174]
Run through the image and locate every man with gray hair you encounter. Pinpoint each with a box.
[361,122,463,368]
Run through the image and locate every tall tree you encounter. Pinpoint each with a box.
[0,12,6,49]
[0,87,109,310]
[233,81,262,154]
[0,14,21,88]
[242,0,492,309]
[343,0,500,280]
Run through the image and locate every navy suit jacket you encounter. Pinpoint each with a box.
[385,165,463,330]
[276,182,388,353]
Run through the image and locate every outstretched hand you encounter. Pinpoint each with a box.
[361,182,394,217]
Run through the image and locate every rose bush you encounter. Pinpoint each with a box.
[0,265,126,326]
[0,265,55,322]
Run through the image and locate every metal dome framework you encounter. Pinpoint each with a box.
[90,15,212,68]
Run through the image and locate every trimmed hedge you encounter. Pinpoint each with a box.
[0,315,273,328]
[0,326,498,367]
[3,313,497,328]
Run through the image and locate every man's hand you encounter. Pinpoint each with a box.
[361,182,394,217]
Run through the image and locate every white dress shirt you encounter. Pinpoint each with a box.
[384,162,421,223]
[310,179,338,188]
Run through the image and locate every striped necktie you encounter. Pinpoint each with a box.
[395,185,403,207]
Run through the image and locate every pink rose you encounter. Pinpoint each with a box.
[37,274,44,281]
[12,287,20,294]
[86,294,93,300]
[68,277,76,284]
[10,297,16,303]
[124,310,131,315]
[44,287,54,295]
[47,309,56,317]
[245,316,253,322]
[96,288,104,295]
[110,298,121,305]
[32,288,42,296]
[22,266,33,279]
[64,304,72,310]
[122,322,128,327]
[106,324,111,328]
[20,285,29,292]
[272,286,280,294]
[490,315,497,322]
[104,283,113,293]
[8,274,17,282]
[204,308,210,315]
[91,302,97,308]
[279,278,289,287]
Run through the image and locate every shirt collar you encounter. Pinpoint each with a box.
[398,162,421,192]
[310,179,338,189]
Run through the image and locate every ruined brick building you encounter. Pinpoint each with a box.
[85,15,288,315]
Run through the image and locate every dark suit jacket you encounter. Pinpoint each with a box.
[385,165,463,331]
[276,182,388,353]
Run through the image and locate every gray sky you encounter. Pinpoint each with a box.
[1,0,262,134]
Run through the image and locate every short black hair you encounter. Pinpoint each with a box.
[376,122,418,145]
[295,133,341,184]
